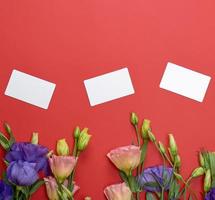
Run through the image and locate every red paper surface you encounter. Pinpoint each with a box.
[0,1,215,199]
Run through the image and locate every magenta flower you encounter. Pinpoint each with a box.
[104,182,132,200]
[49,155,77,183]
[107,145,141,175]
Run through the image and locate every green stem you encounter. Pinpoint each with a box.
[134,125,140,146]
[160,187,164,200]
[68,138,78,190]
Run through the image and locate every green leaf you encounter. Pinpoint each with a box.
[29,180,44,195]
[0,132,10,151]
[146,192,157,200]
[4,123,15,146]
[127,175,141,192]
[119,171,129,184]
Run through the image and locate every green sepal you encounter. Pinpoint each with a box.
[4,123,15,146]
[0,132,10,151]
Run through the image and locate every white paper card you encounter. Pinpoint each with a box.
[84,68,135,106]
[5,70,56,109]
[160,62,211,102]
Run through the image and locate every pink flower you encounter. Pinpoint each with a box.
[44,177,59,200]
[107,145,141,175]
[104,182,132,200]
[49,155,77,183]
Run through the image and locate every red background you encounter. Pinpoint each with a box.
[0,1,215,199]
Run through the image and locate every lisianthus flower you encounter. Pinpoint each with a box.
[104,182,132,200]
[0,180,13,200]
[107,145,141,175]
[5,142,49,174]
[7,160,38,186]
[205,188,215,200]
[44,177,59,200]
[137,165,173,192]
[44,176,80,200]
[49,155,77,183]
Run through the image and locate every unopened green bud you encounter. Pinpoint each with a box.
[131,112,138,126]
[84,197,92,200]
[199,153,205,168]
[148,131,156,142]
[74,126,80,139]
[31,132,39,145]
[175,155,181,168]
[174,172,183,180]
[77,128,92,151]
[191,167,205,178]
[204,170,211,192]
[158,141,166,154]
[57,139,70,156]
[141,119,151,139]
[168,148,174,162]
[169,134,178,156]
[4,123,12,135]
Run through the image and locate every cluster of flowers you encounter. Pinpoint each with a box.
[1,113,215,200]
[104,113,215,200]
[0,124,92,200]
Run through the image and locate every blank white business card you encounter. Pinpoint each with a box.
[160,62,211,102]
[5,70,56,109]
[84,68,135,106]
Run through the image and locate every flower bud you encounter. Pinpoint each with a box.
[131,112,138,126]
[169,134,178,157]
[158,141,166,154]
[31,132,39,145]
[174,155,181,168]
[199,153,205,168]
[84,197,92,200]
[77,128,91,151]
[141,119,150,139]
[204,169,211,192]
[191,167,204,178]
[57,139,70,156]
[148,131,156,142]
[74,126,80,139]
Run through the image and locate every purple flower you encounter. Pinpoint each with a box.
[7,160,39,186]
[0,180,13,200]
[205,188,215,200]
[137,165,173,192]
[5,142,49,174]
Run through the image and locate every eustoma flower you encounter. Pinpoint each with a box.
[49,155,77,183]
[44,177,59,200]
[107,145,141,175]
[205,188,215,200]
[137,165,173,192]
[0,180,13,200]
[104,182,132,200]
[7,160,38,186]
[6,142,49,174]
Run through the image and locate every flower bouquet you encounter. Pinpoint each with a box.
[0,124,92,200]
[104,112,215,200]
